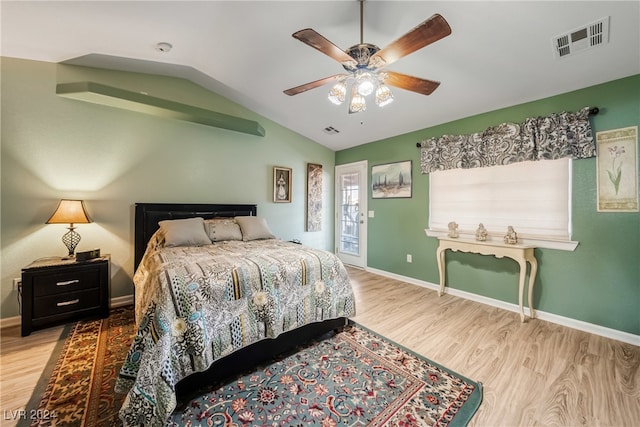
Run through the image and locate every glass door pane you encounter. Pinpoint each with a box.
[335,161,366,268]
[339,172,359,255]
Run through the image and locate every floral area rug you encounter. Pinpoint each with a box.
[168,324,482,426]
[24,306,482,426]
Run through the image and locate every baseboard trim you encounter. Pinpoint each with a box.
[110,295,134,308]
[365,267,640,347]
[0,315,21,329]
[0,294,135,331]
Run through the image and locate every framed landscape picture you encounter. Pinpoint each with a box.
[273,166,292,203]
[596,126,638,212]
[371,160,412,199]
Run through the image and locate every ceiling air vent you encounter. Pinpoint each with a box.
[552,16,609,59]
[323,126,340,135]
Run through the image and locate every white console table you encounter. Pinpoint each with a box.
[436,237,538,322]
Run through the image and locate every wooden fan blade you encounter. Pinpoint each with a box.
[292,29,357,68]
[384,71,440,95]
[370,14,451,69]
[284,74,347,96]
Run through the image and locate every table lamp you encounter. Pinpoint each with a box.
[46,199,92,257]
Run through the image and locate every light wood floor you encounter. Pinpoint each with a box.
[1,267,639,426]
[347,267,640,426]
[0,323,64,427]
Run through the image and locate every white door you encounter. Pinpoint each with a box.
[335,161,367,268]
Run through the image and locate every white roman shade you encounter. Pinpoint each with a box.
[429,158,574,245]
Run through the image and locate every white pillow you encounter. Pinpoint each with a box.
[158,217,211,247]
[234,216,276,241]
[206,219,243,242]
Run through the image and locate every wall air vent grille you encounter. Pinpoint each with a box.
[552,16,609,59]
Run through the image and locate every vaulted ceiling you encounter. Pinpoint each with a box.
[2,1,639,150]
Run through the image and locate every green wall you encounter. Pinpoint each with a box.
[1,57,336,319]
[2,56,638,336]
[336,75,640,335]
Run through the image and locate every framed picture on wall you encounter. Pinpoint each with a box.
[371,160,412,199]
[596,126,638,212]
[306,163,323,231]
[273,166,292,203]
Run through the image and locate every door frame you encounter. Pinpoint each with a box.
[334,160,368,268]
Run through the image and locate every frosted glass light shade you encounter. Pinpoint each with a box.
[328,82,347,105]
[356,77,375,96]
[349,94,366,113]
[375,84,394,107]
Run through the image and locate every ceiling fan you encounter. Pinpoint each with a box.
[283,0,452,113]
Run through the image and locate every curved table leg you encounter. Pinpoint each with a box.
[436,246,446,296]
[527,256,538,319]
[517,259,527,322]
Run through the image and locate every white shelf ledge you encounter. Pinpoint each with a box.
[425,229,579,251]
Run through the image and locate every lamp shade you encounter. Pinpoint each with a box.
[46,199,92,225]
[327,81,347,105]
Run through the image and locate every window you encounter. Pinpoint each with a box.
[427,158,578,250]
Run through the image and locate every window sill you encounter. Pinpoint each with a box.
[424,229,579,251]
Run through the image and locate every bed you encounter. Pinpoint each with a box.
[115,203,356,426]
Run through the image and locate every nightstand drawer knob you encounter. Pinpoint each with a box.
[56,279,80,286]
[56,299,80,307]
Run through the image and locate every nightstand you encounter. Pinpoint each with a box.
[21,255,110,336]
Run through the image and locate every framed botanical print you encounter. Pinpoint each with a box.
[273,166,292,203]
[596,126,638,212]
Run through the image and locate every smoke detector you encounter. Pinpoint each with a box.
[156,42,173,53]
[552,17,609,59]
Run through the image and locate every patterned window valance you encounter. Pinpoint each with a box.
[418,107,596,174]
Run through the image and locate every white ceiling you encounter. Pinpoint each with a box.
[2,1,639,151]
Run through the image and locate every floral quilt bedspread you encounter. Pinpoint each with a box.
[115,238,355,426]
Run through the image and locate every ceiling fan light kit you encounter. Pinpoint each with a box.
[284,0,451,114]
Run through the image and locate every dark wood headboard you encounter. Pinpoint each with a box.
[134,203,257,270]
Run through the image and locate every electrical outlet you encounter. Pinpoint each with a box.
[406,254,412,263]
[13,278,21,290]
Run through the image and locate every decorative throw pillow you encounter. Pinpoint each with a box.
[235,216,276,241]
[207,220,243,242]
[158,217,211,247]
